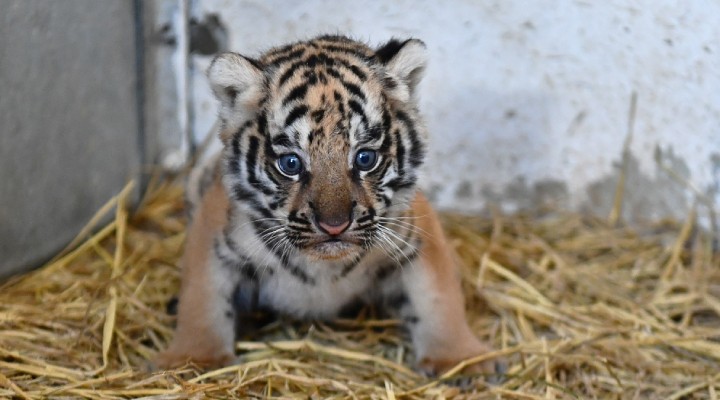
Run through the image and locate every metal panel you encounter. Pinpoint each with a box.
[0,0,142,277]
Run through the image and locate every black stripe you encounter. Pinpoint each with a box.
[366,124,383,142]
[333,58,367,81]
[386,292,409,309]
[383,76,398,90]
[308,127,320,144]
[356,209,375,224]
[315,52,335,68]
[278,61,303,87]
[285,105,308,127]
[282,84,308,106]
[276,50,368,89]
[227,147,240,175]
[303,70,318,85]
[283,263,315,284]
[265,167,281,186]
[348,64,367,80]
[395,111,425,167]
[257,112,268,136]
[233,183,275,219]
[304,54,320,68]
[267,47,305,66]
[321,44,372,61]
[326,67,341,79]
[244,56,263,70]
[311,110,325,123]
[394,129,406,175]
[288,210,311,225]
[263,132,278,161]
[371,157,392,180]
[231,133,242,154]
[288,225,314,234]
[348,100,368,125]
[342,81,366,101]
[245,136,262,190]
[334,91,346,115]
[233,183,255,202]
[375,39,412,64]
[337,254,365,279]
[277,54,319,88]
[232,120,254,155]
[407,129,424,167]
[228,153,240,174]
[271,133,293,148]
[378,130,392,153]
[382,107,392,132]
[324,59,367,82]
[268,198,281,210]
[375,263,397,280]
[385,177,415,191]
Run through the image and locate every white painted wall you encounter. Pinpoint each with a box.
[187,0,719,223]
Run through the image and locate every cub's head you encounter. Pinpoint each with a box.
[209,35,427,261]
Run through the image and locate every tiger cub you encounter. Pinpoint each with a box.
[155,35,498,376]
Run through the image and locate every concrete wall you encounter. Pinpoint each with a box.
[1,1,717,277]
[0,1,142,277]
[185,0,719,225]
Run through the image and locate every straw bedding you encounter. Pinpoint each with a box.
[1,175,718,399]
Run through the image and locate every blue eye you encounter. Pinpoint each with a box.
[277,154,303,176]
[354,149,378,171]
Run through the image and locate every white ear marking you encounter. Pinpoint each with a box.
[376,39,428,102]
[207,52,263,107]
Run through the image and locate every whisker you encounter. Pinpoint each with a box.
[377,218,431,239]
[375,226,411,266]
[229,216,284,233]
[372,230,403,268]
[376,225,416,267]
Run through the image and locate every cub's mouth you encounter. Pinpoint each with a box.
[303,237,362,260]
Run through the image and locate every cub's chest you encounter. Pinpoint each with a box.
[254,255,389,319]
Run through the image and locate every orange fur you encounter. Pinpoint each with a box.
[154,178,235,369]
[404,193,496,375]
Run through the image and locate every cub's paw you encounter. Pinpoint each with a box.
[417,343,506,385]
[153,348,235,370]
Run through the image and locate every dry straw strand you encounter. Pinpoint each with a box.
[0,170,718,398]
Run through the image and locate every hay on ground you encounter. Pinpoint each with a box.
[1,175,719,399]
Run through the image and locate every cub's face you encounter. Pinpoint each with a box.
[208,36,427,261]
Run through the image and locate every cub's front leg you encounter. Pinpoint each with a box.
[154,180,238,369]
[400,194,499,377]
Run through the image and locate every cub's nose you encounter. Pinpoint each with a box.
[316,218,351,236]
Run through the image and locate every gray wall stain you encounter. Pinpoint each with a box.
[189,14,228,55]
[476,177,569,211]
[710,152,720,198]
[584,147,690,223]
[454,181,474,199]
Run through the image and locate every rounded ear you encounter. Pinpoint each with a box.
[375,39,427,102]
[207,52,263,109]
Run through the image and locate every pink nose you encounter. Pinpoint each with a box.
[318,219,350,236]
